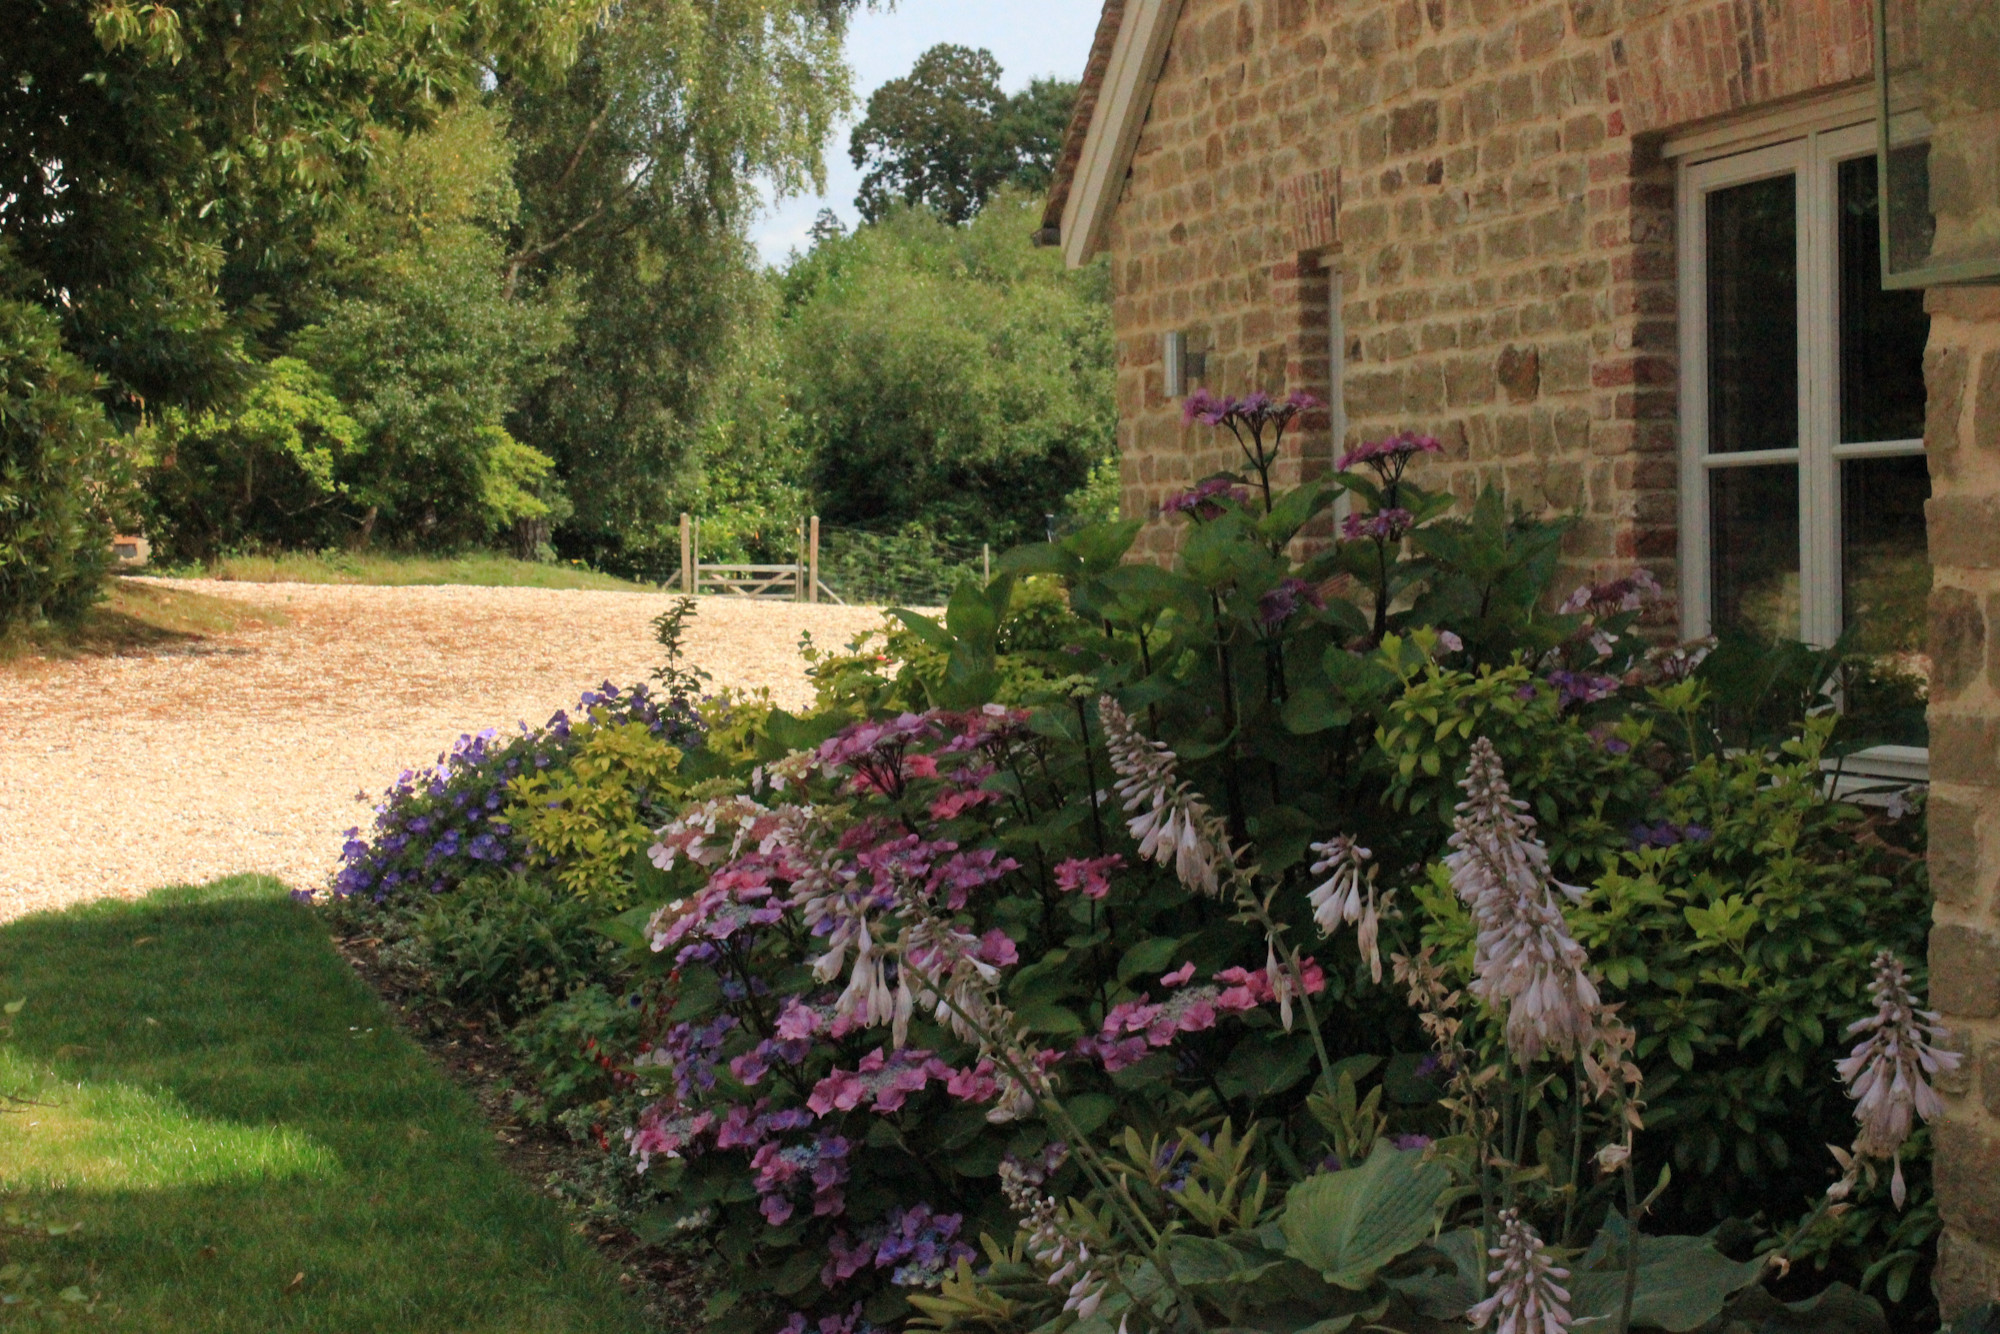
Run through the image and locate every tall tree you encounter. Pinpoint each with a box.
[144,106,574,557]
[500,0,856,564]
[848,45,1077,224]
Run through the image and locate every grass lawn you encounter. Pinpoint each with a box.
[0,578,287,665]
[0,876,654,1332]
[153,549,654,591]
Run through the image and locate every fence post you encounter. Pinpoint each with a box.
[679,513,691,593]
[796,520,806,603]
[809,516,821,605]
[692,517,701,595]
[983,543,990,584]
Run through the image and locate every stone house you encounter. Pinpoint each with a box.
[1038,0,2000,1311]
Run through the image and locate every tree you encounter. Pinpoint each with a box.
[993,77,1079,194]
[144,106,572,556]
[779,192,1114,548]
[0,0,595,415]
[499,0,857,566]
[0,262,129,630]
[848,45,1078,224]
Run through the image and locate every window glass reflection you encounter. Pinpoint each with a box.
[1710,464,1800,639]
[1707,175,1798,454]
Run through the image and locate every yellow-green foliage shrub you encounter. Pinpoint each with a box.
[506,719,682,907]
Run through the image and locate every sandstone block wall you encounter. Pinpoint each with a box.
[1920,287,2000,1320]
[1106,0,1911,582]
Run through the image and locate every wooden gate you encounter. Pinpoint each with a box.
[669,514,842,603]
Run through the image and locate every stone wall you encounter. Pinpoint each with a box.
[1918,297,2000,1321]
[1104,0,1908,579]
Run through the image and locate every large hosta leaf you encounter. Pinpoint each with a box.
[1567,1220,1766,1331]
[1279,1145,1451,1289]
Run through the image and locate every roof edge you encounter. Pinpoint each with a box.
[1053,0,1184,268]
[1038,0,1129,245]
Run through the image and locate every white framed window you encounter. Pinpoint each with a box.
[1676,113,1933,755]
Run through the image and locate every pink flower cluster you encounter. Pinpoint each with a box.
[751,1133,853,1224]
[1053,854,1124,899]
[1336,430,1443,473]
[1078,960,1329,1071]
[1258,577,1326,630]
[1162,476,1250,521]
[1558,567,1662,618]
[778,1308,877,1334]
[1181,387,1322,427]
[1340,508,1415,542]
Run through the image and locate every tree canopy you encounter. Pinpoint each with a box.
[778,192,1114,548]
[848,44,1077,224]
[502,0,856,554]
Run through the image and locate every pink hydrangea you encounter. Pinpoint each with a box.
[1053,854,1125,899]
[807,1048,955,1117]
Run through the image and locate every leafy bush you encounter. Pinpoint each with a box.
[326,401,1937,1334]
[404,873,620,1022]
[781,193,1115,552]
[0,284,128,632]
[506,715,688,907]
[141,357,364,560]
[512,982,655,1121]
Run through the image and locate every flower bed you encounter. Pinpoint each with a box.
[321,404,1941,1334]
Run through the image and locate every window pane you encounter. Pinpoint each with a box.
[1839,154,1929,442]
[1706,175,1798,454]
[1841,454,1931,745]
[1710,464,1800,639]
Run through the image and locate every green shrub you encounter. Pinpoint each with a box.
[0,288,127,631]
[141,357,363,560]
[505,718,687,907]
[409,874,618,1022]
[510,982,652,1122]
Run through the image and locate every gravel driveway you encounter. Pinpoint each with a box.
[0,581,890,920]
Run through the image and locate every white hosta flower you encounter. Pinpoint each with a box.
[1309,835,1387,982]
[1466,1209,1571,1334]
[1834,950,1960,1208]
[1098,695,1233,896]
[905,918,1004,1043]
[1266,941,1297,1031]
[1444,738,1600,1065]
[1001,1156,1106,1310]
[830,918,903,1033]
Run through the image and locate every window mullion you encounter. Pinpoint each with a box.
[1676,157,1711,638]
[1800,136,1844,649]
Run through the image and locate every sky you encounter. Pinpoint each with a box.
[750,0,1106,265]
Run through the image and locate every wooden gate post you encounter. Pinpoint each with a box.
[809,516,821,604]
[679,513,692,593]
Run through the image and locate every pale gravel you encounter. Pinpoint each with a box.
[0,581,892,921]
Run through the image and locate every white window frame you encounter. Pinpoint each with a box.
[1674,109,1931,780]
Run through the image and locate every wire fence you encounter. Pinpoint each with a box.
[815,525,990,608]
[662,511,1112,608]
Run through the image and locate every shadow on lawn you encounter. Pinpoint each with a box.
[0,877,652,1333]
